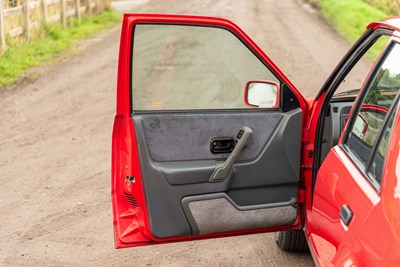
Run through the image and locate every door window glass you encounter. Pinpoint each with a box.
[367,109,396,184]
[131,24,280,110]
[336,35,390,94]
[345,43,400,186]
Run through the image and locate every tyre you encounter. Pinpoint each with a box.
[275,230,309,251]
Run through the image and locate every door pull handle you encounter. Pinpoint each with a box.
[209,126,253,182]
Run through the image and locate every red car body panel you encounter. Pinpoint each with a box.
[381,109,400,266]
[112,14,400,265]
[309,112,400,266]
[368,17,400,32]
[310,147,380,265]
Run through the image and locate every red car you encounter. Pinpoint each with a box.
[111,14,400,266]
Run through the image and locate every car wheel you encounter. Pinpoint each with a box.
[275,230,309,251]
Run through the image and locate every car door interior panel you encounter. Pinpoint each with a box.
[132,108,302,238]
[140,112,283,162]
[320,100,354,163]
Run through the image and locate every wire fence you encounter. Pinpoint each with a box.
[0,0,107,52]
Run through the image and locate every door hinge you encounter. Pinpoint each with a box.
[302,128,310,143]
[298,189,306,203]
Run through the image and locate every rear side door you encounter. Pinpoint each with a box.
[111,14,309,248]
[310,35,400,265]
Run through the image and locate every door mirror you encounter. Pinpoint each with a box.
[244,80,279,108]
[353,114,369,139]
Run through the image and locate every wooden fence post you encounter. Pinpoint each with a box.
[0,0,6,53]
[75,0,81,21]
[41,0,48,24]
[87,0,91,15]
[97,0,102,14]
[94,0,98,14]
[60,0,66,28]
[23,0,30,40]
[100,0,104,13]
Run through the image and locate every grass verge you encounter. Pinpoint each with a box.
[363,0,400,17]
[317,0,388,42]
[311,0,389,58]
[0,11,121,88]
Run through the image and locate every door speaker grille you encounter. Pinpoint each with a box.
[124,193,139,207]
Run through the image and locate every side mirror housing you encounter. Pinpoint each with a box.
[353,114,369,139]
[244,80,279,108]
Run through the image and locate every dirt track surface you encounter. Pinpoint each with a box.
[0,0,362,266]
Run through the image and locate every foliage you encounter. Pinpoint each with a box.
[317,0,388,42]
[363,0,400,16]
[310,0,390,59]
[0,11,121,88]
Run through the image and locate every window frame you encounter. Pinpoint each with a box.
[341,40,400,192]
[312,28,393,191]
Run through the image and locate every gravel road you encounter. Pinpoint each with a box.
[0,0,361,266]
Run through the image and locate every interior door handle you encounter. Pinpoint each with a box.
[210,137,235,154]
[209,126,253,182]
[339,205,353,226]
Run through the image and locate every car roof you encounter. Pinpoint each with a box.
[368,17,400,32]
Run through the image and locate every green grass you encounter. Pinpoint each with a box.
[312,0,389,58]
[0,11,121,88]
[318,0,388,41]
[363,0,400,16]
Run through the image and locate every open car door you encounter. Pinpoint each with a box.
[111,14,309,248]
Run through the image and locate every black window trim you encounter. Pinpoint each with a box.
[365,92,400,177]
[341,40,400,193]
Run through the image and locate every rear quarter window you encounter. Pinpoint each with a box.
[344,42,400,188]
